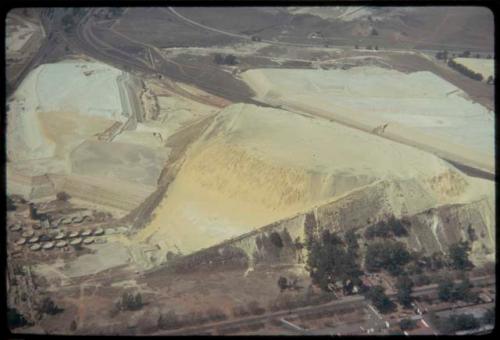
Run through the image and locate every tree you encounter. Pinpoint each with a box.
[70,320,77,331]
[269,232,284,249]
[7,308,28,329]
[247,301,265,315]
[364,240,410,274]
[437,276,454,301]
[344,230,359,250]
[452,276,477,302]
[214,53,224,65]
[224,54,238,65]
[399,318,417,331]
[371,28,379,36]
[354,44,359,49]
[56,191,71,202]
[119,292,143,311]
[482,308,495,325]
[396,275,414,308]
[448,241,472,270]
[307,230,363,291]
[7,196,16,211]
[37,296,62,315]
[439,313,480,333]
[365,286,395,314]
[278,276,288,292]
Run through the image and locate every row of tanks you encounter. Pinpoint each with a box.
[13,227,106,251]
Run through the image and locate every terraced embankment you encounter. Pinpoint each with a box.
[137,103,494,261]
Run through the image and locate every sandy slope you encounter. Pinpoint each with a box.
[136,103,490,255]
[6,61,128,162]
[241,66,494,173]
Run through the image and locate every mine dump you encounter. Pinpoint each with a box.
[6,6,495,336]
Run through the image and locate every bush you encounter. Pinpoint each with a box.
[206,308,227,322]
[232,305,251,317]
[56,191,71,202]
[278,276,288,292]
[158,310,181,330]
[118,292,143,311]
[247,301,265,315]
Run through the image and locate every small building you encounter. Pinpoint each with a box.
[32,223,42,230]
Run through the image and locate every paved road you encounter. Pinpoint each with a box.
[168,7,494,54]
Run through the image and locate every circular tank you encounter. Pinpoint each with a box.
[56,241,68,248]
[42,242,55,250]
[83,237,95,245]
[70,238,83,246]
[30,244,41,251]
[15,238,27,245]
[68,231,80,238]
[93,228,104,236]
[28,236,39,244]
